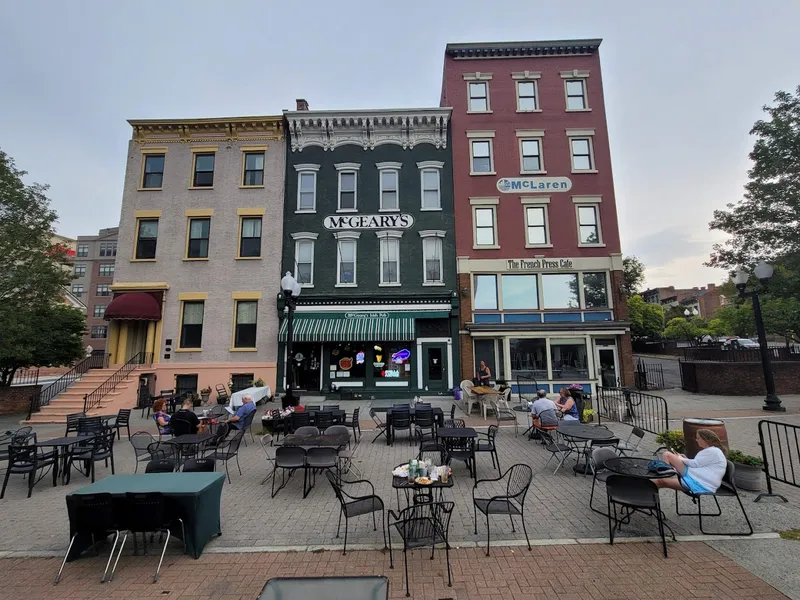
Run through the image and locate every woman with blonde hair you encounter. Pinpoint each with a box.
[655,429,727,493]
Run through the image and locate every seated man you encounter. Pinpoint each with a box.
[226,395,256,431]
[529,390,558,439]
[170,397,201,436]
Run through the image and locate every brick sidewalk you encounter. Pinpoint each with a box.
[5,542,786,600]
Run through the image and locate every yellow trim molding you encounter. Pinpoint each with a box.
[229,347,258,352]
[185,208,215,217]
[237,207,266,216]
[178,292,208,301]
[129,116,285,144]
[190,145,219,153]
[240,145,269,152]
[141,146,168,154]
[134,210,162,218]
[231,291,262,300]
[110,282,169,291]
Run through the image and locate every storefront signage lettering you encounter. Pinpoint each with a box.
[496,177,572,193]
[344,312,389,319]
[383,369,400,378]
[324,214,414,230]
[507,258,574,270]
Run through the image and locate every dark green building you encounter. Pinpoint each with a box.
[278,103,458,399]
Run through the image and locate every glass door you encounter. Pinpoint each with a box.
[594,342,619,388]
[422,343,448,391]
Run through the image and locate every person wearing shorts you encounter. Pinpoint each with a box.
[654,428,727,493]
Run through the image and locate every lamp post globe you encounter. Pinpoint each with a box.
[754,260,774,283]
[684,309,691,317]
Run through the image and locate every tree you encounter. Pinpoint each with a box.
[0,302,85,386]
[705,318,730,337]
[622,256,646,297]
[708,86,800,269]
[0,149,72,306]
[627,294,665,338]
[663,317,700,342]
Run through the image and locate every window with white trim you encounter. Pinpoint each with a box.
[74,264,86,277]
[565,79,587,110]
[99,263,115,277]
[296,167,318,212]
[422,237,444,284]
[517,81,538,111]
[379,237,400,284]
[468,82,489,112]
[525,206,548,245]
[470,140,492,174]
[577,205,601,244]
[380,169,399,211]
[337,239,357,285]
[474,207,496,246]
[295,240,314,285]
[417,161,444,210]
[570,138,594,171]
[336,165,360,211]
[520,139,542,173]
[93,305,106,318]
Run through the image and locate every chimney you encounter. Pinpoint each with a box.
[707,283,715,289]
[296,99,309,111]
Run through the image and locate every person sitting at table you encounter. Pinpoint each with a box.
[530,390,558,426]
[477,360,492,386]
[654,429,727,494]
[555,388,579,422]
[170,397,202,436]
[226,395,256,430]
[152,399,171,435]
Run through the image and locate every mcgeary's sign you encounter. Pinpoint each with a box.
[497,177,572,193]
[323,213,415,230]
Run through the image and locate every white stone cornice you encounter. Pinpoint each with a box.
[286,108,451,152]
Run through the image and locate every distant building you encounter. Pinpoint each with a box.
[641,283,726,319]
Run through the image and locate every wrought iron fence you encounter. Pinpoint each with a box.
[596,387,669,436]
[27,354,109,419]
[83,352,152,413]
[683,347,800,362]
[12,367,39,386]
[678,360,698,393]
[514,374,539,405]
[634,359,665,391]
[756,419,800,502]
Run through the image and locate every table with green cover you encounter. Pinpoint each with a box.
[66,472,225,560]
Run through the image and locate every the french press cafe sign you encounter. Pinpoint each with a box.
[507,258,574,270]
[497,177,572,193]
[324,213,415,230]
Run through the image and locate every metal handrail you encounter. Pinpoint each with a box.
[83,352,153,413]
[26,354,110,419]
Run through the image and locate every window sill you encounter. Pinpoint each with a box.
[174,348,202,353]
[520,170,547,175]
[336,208,358,213]
[571,169,599,174]
[183,258,209,262]
[239,185,265,189]
[300,283,315,288]
[130,258,157,262]
[420,207,443,212]
[379,282,401,287]
[578,243,606,248]
[235,256,262,260]
[516,109,542,113]
[473,244,500,250]
[525,244,553,249]
[137,187,162,192]
[470,171,496,176]
[467,110,493,114]
[187,186,215,190]
[230,348,258,352]
[378,208,400,213]
[423,282,446,287]
[565,108,592,112]
[335,283,358,288]
[295,209,316,214]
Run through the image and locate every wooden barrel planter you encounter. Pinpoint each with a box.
[683,418,729,458]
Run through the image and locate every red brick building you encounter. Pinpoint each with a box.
[441,39,633,394]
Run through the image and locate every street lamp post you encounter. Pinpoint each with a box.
[734,261,785,412]
[281,272,302,409]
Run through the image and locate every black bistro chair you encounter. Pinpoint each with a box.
[588,447,618,516]
[1,443,57,499]
[342,407,361,442]
[271,446,307,498]
[369,408,388,444]
[475,424,500,472]
[413,406,436,447]
[77,416,103,436]
[145,459,176,473]
[183,457,216,472]
[65,412,86,436]
[291,411,311,432]
[315,411,334,432]
[606,474,669,557]
[472,463,533,555]
[390,408,412,445]
[130,431,157,473]
[111,409,132,440]
[65,427,116,484]
[206,430,245,483]
[326,470,386,555]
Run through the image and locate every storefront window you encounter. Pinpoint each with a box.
[542,274,579,309]
[501,275,538,310]
[473,339,497,382]
[474,275,498,310]
[509,338,547,382]
[582,272,608,308]
[373,344,412,379]
[329,343,367,380]
[550,338,589,381]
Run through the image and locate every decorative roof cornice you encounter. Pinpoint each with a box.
[128,115,284,144]
[445,39,602,59]
[284,107,451,153]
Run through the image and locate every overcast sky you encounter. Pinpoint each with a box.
[2,0,798,289]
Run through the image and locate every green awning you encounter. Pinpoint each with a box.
[278,316,415,342]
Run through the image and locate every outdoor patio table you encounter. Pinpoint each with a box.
[167,432,214,463]
[393,470,454,506]
[384,406,444,445]
[278,432,350,448]
[437,427,478,478]
[603,456,676,479]
[557,424,616,475]
[229,385,272,409]
[65,472,225,560]
[258,576,389,600]
[35,435,94,485]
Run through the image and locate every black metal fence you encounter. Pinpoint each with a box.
[514,374,539,404]
[756,419,800,502]
[27,354,109,418]
[12,367,39,386]
[634,359,664,391]
[683,347,800,363]
[678,360,698,393]
[83,352,152,413]
[596,387,669,436]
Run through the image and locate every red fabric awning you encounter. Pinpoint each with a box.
[104,292,161,321]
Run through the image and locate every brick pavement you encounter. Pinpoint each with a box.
[1,542,787,600]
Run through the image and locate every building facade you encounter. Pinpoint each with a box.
[108,116,285,396]
[279,102,459,399]
[441,39,634,393]
[71,227,119,350]
[642,283,726,319]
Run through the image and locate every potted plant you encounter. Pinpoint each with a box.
[252,378,266,388]
[582,408,596,423]
[727,449,764,491]
[200,386,212,404]
[655,430,685,454]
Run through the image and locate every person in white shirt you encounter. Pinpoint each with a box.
[655,429,728,494]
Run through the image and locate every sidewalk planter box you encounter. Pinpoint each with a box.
[732,462,763,492]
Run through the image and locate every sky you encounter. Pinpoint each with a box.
[1,0,798,290]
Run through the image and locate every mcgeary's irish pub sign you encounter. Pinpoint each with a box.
[323,213,415,230]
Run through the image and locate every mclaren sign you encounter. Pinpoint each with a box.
[497,177,572,193]
[323,213,415,230]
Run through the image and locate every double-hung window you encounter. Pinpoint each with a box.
[377,232,402,285]
[471,201,498,248]
[418,161,443,210]
[336,163,360,211]
[99,263,115,277]
[378,163,400,211]
[135,219,158,260]
[468,82,489,112]
[470,139,493,174]
[295,164,319,212]
[99,242,117,257]
[76,244,89,258]
[291,233,317,286]
[525,205,549,246]
[179,301,205,349]
[335,232,359,286]
[71,285,83,297]
[187,218,210,259]
[141,154,165,189]
[192,152,215,187]
[516,80,538,111]
[565,79,587,110]
[242,152,264,186]
[93,305,106,318]
[520,139,542,173]
[73,264,86,277]
[577,204,602,245]
[239,216,262,258]
[420,232,445,285]
[96,285,111,296]
[233,301,258,349]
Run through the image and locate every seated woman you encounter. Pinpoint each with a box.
[554,388,579,422]
[654,429,727,494]
[152,398,171,436]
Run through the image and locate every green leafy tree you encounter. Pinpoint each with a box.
[627,294,665,338]
[705,318,730,337]
[663,317,700,342]
[622,256,646,297]
[708,87,800,269]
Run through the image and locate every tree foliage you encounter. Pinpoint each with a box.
[627,294,665,338]
[708,87,800,269]
[663,317,700,342]
[622,256,645,297]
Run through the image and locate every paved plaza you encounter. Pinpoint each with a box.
[1,391,800,598]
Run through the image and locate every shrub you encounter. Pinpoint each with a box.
[728,449,763,466]
[656,430,685,453]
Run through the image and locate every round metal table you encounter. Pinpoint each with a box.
[603,456,676,479]
[557,424,616,475]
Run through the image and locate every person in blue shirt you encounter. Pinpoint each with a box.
[227,395,256,430]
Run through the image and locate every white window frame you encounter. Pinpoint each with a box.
[561,70,591,111]
[567,129,597,173]
[521,197,552,248]
[74,264,86,277]
[516,130,546,174]
[295,164,319,213]
[335,163,360,212]
[467,131,495,176]
[334,231,360,287]
[417,161,443,211]
[376,230,403,286]
[470,197,499,249]
[419,230,446,286]
[573,197,604,247]
[463,72,492,113]
[376,162,402,212]
[291,232,318,287]
[516,81,539,112]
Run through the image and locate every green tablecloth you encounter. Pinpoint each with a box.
[66,472,225,559]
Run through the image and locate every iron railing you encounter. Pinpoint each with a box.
[83,352,152,413]
[12,367,40,386]
[596,387,669,436]
[514,374,539,405]
[634,359,665,391]
[756,419,800,503]
[678,360,698,393]
[683,347,800,363]
[26,354,109,419]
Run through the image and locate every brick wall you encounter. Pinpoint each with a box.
[458,272,474,381]
[0,385,41,416]
[685,361,800,395]
[610,269,634,386]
